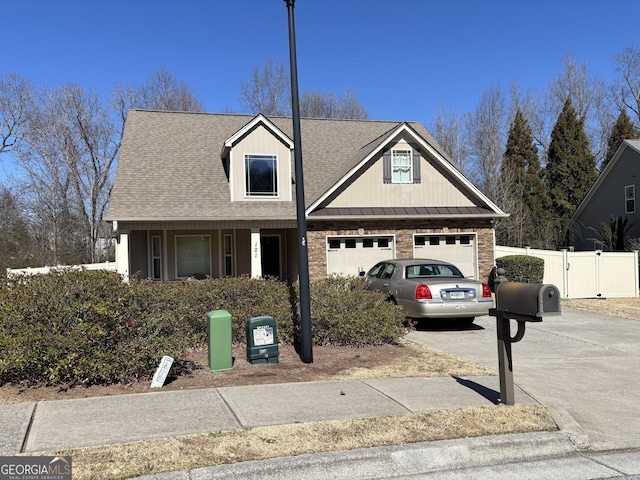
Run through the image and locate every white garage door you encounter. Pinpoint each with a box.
[326,236,395,276]
[413,234,477,279]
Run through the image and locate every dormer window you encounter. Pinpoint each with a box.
[246,154,278,197]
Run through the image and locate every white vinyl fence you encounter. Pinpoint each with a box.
[6,262,117,277]
[494,246,639,299]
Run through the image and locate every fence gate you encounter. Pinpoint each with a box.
[494,246,639,299]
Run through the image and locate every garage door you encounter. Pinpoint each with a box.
[413,234,477,279]
[326,236,395,276]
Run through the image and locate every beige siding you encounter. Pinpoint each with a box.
[328,141,475,208]
[229,124,292,202]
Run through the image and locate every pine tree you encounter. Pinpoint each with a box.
[602,110,638,170]
[546,99,598,244]
[499,109,551,247]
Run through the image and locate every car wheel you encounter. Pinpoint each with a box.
[458,317,475,325]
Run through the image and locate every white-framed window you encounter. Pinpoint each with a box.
[175,235,211,278]
[625,185,635,214]
[245,154,278,197]
[151,235,162,280]
[224,234,234,277]
[392,149,412,183]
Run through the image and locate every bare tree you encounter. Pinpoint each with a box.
[61,85,122,262]
[550,54,602,119]
[133,66,204,112]
[611,47,640,125]
[334,88,368,119]
[430,106,468,174]
[464,85,507,198]
[549,53,610,163]
[300,88,368,119]
[15,85,122,264]
[16,88,78,265]
[240,61,368,119]
[0,73,34,156]
[240,59,289,116]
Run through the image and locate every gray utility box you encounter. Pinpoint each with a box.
[246,316,279,364]
[496,282,561,321]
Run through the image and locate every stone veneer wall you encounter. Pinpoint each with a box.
[307,220,495,283]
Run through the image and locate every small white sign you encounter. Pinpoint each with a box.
[253,325,274,346]
[151,355,174,388]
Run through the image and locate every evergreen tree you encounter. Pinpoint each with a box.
[602,110,638,170]
[546,98,598,244]
[499,109,551,247]
[0,187,35,275]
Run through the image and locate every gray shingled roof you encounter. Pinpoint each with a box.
[106,110,488,221]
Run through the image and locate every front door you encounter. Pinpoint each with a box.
[261,235,281,279]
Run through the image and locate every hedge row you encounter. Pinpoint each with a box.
[0,270,405,386]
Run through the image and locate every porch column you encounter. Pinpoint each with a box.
[115,230,130,281]
[250,228,262,278]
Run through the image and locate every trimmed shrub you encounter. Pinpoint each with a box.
[293,275,406,346]
[0,270,402,387]
[495,255,544,283]
[0,270,189,386]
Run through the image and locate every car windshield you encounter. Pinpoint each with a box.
[405,263,463,279]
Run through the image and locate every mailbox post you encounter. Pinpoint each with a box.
[489,279,561,405]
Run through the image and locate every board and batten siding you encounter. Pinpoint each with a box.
[327,142,475,208]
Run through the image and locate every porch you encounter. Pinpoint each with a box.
[114,223,299,282]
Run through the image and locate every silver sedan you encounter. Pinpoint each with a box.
[362,258,493,323]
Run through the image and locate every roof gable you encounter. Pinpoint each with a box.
[572,139,640,220]
[306,122,504,216]
[222,114,293,157]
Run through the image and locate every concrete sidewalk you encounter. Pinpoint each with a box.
[3,375,540,454]
[4,305,637,478]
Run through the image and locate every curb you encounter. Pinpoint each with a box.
[133,431,578,480]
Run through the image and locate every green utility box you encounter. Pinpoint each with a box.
[207,310,233,371]
[246,316,279,364]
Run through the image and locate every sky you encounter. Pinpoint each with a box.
[2,1,640,152]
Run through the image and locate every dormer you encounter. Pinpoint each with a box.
[221,114,294,202]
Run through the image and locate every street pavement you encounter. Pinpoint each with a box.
[1,306,639,478]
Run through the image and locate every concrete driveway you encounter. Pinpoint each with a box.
[405,306,640,451]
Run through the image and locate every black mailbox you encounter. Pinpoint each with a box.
[495,282,561,321]
[490,279,562,406]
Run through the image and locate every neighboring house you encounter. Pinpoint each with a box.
[571,139,640,250]
[105,110,507,283]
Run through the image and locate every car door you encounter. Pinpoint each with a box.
[368,262,395,295]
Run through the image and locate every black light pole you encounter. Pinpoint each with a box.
[284,0,313,363]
